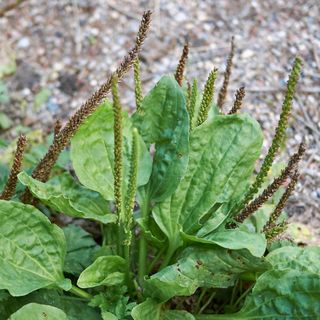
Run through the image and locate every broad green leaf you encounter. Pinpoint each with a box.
[267,246,320,273]
[144,246,270,302]
[78,256,126,288]
[132,75,189,201]
[71,101,152,200]
[196,269,320,319]
[8,303,67,320]
[63,224,100,276]
[153,114,263,253]
[182,230,267,257]
[1,289,101,320]
[0,200,71,296]
[131,298,195,320]
[18,171,116,224]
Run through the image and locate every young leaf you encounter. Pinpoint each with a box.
[144,246,270,302]
[63,224,100,276]
[77,256,126,288]
[9,303,67,320]
[0,200,71,296]
[90,289,136,320]
[18,171,117,224]
[71,101,151,200]
[153,114,263,253]
[132,298,195,320]
[182,229,267,257]
[132,75,189,202]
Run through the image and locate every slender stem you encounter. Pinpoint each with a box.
[147,247,165,274]
[138,195,150,284]
[195,288,208,314]
[124,243,134,294]
[233,284,253,308]
[230,279,239,306]
[159,245,175,270]
[69,285,93,300]
[199,290,216,314]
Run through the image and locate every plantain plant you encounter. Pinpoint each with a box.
[0,11,319,320]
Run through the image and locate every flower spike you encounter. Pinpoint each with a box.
[0,135,27,200]
[263,169,299,233]
[217,36,235,110]
[20,11,152,203]
[228,86,245,115]
[197,68,218,126]
[175,40,189,86]
[240,57,302,207]
[134,58,143,111]
[112,75,123,221]
[124,128,139,245]
[234,142,305,224]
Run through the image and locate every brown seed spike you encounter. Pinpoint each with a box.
[228,86,245,115]
[0,135,27,200]
[53,119,62,139]
[263,169,299,233]
[20,12,152,203]
[175,40,189,86]
[217,36,235,110]
[234,142,305,224]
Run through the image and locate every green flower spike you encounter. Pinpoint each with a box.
[112,75,123,221]
[124,128,139,245]
[196,68,218,126]
[134,57,143,111]
[241,57,302,207]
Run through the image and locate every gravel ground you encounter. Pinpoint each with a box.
[0,0,319,240]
